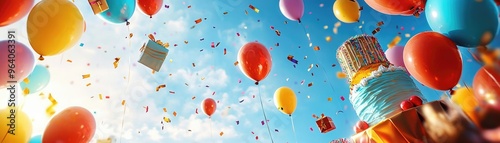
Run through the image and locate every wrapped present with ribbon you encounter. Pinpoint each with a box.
[351,106,430,143]
[316,115,336,133]
[138,40,169,72]
[88,0,109,15]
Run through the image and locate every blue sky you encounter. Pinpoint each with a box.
[0,0,497,142]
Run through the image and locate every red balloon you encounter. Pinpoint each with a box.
[238,42,272,84]
[495,0,500,6]
[0,0,34,27]
[400,100,414,110]
[409,95,423,106]
[364,0,426,16]
[473,65,500,111]
[137,0,163,18]
[202,98,217,117]
[43,106,96,143]
[404,32,462,90]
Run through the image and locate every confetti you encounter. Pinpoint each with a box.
[121,100,126,105]
[80,43,84,47]
[325,36,332,42]
[86,83,91,86]
[187,5,191,8]
[220,132,224,136]
[341,96,345,101]
[82,74,90,79]
[308,82,313,87]
[99,94,103,100]
[234,61,239,66]
[327,97,332,101]
[387,35,402,48]
[163,117,171,123]
[236,120,240,125]
[261,120,265,125]
[245,10,248,15]
[163,108,167,112]
[192,63,196,67]
[23,78,29,84]
[113,57,120,68]
[337,72,347,78]
[169,91,175,94]
[23,88,29,95]
[275,30,281,36]
[156,84,166,92]
[223,12,228,14]
[313,46,320,51]
[67,60,73,63]
[287,55,298,64]
[195,18,202,24]
[195,108,198,114]
[145,106,149,113]
[249,5,259,13]
[192,96,196,100]
[46,93,58,117]
[173,111,177,117]
[224,48,227,55]
[129,33,133,38]
[405,33,411,38]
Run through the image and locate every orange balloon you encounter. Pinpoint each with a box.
[364,0,425,16]
[137,0,163,18]
[403,31,462,90]
[43,106,96,143]
[201,98,216,117]
[238,42,272,84]
[0,0,34,27]
[473,65,500,111]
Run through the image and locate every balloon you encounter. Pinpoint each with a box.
[333,0,361,23]
[496,0,500,6]
[385,45,406,69]
[0,107,33,143]
[364,0,425,16]
[273,86,297,116]
[400,100,414,110]
[237,42,272,84]
[29,135,42,143]
[97,0,136,24]
[425,0,499,47]
[20,64,50,95]
[43,106,96,143]
[27,0,84,60]
[201,98,216,117]
[404,32,462,90]
[279,0,304,21]
[0,40,35,88]
[137,0,163,18]
[356,120,369,131]
[473,66,500,111]
[0,0,34,27]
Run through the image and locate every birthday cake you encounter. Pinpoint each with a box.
[336,35,426,126]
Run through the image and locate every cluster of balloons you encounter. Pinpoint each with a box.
[0,106,96,143]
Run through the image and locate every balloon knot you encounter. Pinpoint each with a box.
[449,89,455,95]
[298,19,301,23]
[38,55,44,61]
[150,15,152,18]
[126,21,130,26]
[255,82,259,85]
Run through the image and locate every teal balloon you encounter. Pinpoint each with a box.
[20,65,50,94]
[29,135,42,143]
[425,0,499,47]
[97,0,136,24]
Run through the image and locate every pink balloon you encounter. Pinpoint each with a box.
[0,40,35,88]
[385,46,406,68]
[279,0,304,21]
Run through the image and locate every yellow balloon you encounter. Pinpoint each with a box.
[333,0,361,23]
[451,87,481,126]
[27,0,84,59]
[0,107,33,143]
[274,86,297,116]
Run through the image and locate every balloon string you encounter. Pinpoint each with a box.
[298,23,312,47]
[257,85,274,143]
[119,105,127,143]
[290,116,298,143]
[210,118,214,143]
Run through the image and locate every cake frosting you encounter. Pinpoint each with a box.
[350,65,426,125]
[336,34,390,84]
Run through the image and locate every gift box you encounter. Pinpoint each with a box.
[416,100,485,143]
[351,131,375,143]
[138,40,169,72]
[316,116,336,133]
[88,0,109,15]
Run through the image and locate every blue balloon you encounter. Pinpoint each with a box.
[29,135,42,143]
[425,0,499,47]
[97,0,136,24]
[20,65,50,94]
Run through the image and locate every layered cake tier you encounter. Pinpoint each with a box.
[350,65,426,125]
[336,34,390,85]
